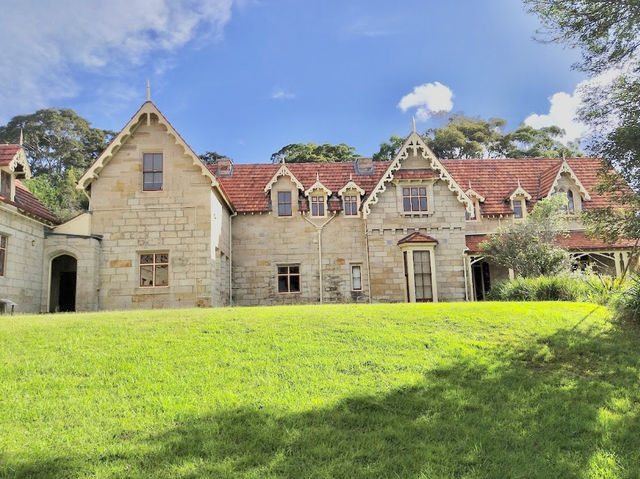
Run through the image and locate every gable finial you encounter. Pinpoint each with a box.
[517,178,522,188]
[146,80,151,102]
[468,180,472,190]
[316,172,320,182]
[19,128,23,147]
[281,155,285,164]
[350,173,353,181]
[411,116,416,133]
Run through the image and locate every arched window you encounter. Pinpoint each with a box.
[567,190,575,213]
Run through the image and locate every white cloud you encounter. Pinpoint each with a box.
[271,88,296,100]
[397,82,454,121]
[0,0,236,121]
[524,68,626,144]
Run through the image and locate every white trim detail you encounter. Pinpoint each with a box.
[304,173,332,197]
[76,102,233,211]
[362,131,472,217]
[547,160,591,200]
[264,164,305,193]
[338,177,365,197]
[3,148,31,178]
[465,187,485,203]
[509,180,532,201]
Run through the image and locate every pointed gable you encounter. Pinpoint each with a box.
[546,159,591,200]
[77,101,232,210]
[264,163,305,193]
[304,173,332,196]
[0,144,31,178]
[397,232,438,245]
[508,180,532,201]
[361,130,472,217]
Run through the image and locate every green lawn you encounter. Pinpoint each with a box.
[1,302,639,478]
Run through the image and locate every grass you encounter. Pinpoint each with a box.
[1,302,639,478]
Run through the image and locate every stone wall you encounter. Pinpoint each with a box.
[41,234,101,312]
[366,177,468,302]
[0,207,45,313]
[88,117,222,310]
[231,211,370,306]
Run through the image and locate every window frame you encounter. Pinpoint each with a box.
[310,195,326,217]
[350,264,362,291]
[512,198,525,219]
[139,252,169,288]
[0,234,7,277]
[277,191,293,217]
[142,152,163,191]
[277,264,301,293]
[394,180,435,216]
[343,195,359,216]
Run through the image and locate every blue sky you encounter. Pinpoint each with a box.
[1,0,587,163]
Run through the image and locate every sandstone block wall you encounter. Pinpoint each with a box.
[41,235,101,312]
[0,208,45,313]
[366,179,468,302]
[88,118,222,310]
[231,212,370,306]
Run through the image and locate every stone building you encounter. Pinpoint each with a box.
[0,100,636,313]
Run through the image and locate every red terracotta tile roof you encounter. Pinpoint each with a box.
[398,232,438,245]
[465,232,636,254]
[0,144,19,167]
[213,161,391,212]
[213,157,624,215]
[0,180,57,224]
[441,158,619,216]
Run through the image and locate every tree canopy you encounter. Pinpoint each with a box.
[0,108,114,221]
[372,114,581,162]
[525,0,640,247]
[270,143,359,163]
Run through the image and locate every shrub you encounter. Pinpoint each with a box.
[486,273,625,304]
[614,274,640,321]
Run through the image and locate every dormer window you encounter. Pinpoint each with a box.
[277,191,292,216]
[513,198,524,219]
[344,195,358,216]
[567,190,575,214]
[311,195,326,216]
[143,153,163,191]
[0,171,10,199]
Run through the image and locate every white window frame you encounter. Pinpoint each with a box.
[309,193,327,218]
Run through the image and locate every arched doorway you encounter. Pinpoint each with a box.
[49,254,77,313]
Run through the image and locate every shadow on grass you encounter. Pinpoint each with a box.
[5,314,640,479]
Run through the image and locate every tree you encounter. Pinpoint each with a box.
[372,135,404,162]
[270,143,359,163]
[372,114,581,161]
[480,194,570,277]
[525,0,640,247]
[0,108,114,221]
[199,151,227,165]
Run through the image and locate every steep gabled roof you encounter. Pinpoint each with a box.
[442,158,615,216]
[362,131,472,217]
[0,180,57,224]
[214,162,389,213]
[77,101,233,211]
[263,164,304,193]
